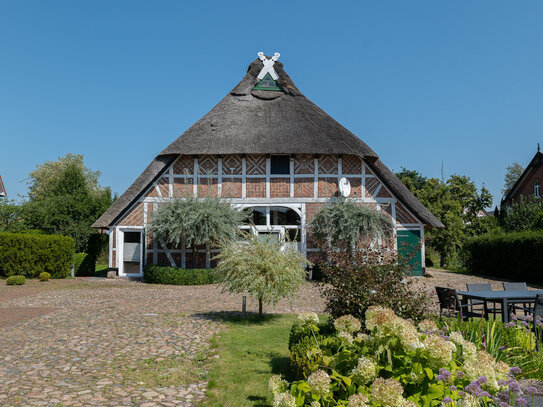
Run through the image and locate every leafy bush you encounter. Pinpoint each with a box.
[0,232,75,278]
[463,230,543,283]
[320,247,428,323]
[73,252,95,276]
[274,309,522,406]
[143,265,218,285]
[39,272,51,282]
[6,275,26,285]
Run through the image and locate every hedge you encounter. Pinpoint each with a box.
[463,231,543,284]
[143,265,218,285]
[73,253,96,276]
[0,232,75,278]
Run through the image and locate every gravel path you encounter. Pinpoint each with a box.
[0,280,325,407]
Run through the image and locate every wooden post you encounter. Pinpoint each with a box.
[242,296,247,319]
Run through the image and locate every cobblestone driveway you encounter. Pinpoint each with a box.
[0,280,325,407]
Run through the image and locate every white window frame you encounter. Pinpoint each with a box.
[117,226,144,277]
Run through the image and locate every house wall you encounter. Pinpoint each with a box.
[109,154,425,274]
[511,164,543,204]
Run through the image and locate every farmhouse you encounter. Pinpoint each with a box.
[92,53,443,277]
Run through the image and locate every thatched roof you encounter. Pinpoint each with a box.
[92,57,443,229]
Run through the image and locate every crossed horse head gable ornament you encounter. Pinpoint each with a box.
[257,51,280,80]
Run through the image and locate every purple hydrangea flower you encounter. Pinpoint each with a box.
[449,385,457,391]
[442,396,453,405]
[499,403,511,407]
[466,382,482,395]
[527,386,538,395]
[516,398,528,405]
[436,374,445,382]
[498,379,507,386]
[525,315,534,322]
[522,321,530,328]
[511,314,518,321]
[481,391,491,397]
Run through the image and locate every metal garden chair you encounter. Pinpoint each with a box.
[466,283,500,318]
[503,282,530,314]
[435,287,483,321]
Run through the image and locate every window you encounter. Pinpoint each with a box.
[249,207,267,225]
[270,207,300,226]
[253,73,281,91]
[535,182,540,198]
[270,155,290,174]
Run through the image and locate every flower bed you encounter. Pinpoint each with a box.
[271,309,538,406]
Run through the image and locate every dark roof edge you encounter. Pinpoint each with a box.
[502,151,543,204]
[91,155,176,229]
[369,160,444,228]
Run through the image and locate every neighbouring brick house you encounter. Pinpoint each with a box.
[502,147,543,208]
[92,53,443,277]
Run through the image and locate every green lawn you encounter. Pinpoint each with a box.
[202,313,297,407]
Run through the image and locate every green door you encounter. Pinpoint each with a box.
[397,230,423,276]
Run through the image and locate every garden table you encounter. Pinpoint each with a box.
[457,290,543,323]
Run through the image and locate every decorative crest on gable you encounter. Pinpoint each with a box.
[257,52,280,80]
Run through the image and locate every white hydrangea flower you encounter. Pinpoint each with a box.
[268,375,288,395]
[307,370,331,396]
[352,356,378,385]
[273,392,296,407]
[334,315,362,334]
[338,331,354,344]
[371,377,406,407]
[297,312,319,325]
[348,393,369,407]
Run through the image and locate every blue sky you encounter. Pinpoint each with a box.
[1,1,542,208]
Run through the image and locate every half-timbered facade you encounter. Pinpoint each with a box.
[93,53,443,277]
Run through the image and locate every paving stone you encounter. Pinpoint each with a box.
[0,279,325,406]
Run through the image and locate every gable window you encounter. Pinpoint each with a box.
[270,155,290,174]
[535,181,540,198]
[253,73,281,91]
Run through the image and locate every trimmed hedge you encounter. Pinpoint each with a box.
[464,231,543,284]
[39,272,51,282]
[6,275,26,285]
[73,253,96,276]
[143,265,218,285]
[0,232,75,278]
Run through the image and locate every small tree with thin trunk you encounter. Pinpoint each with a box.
[215,232,307,316]
[149,198,247,268]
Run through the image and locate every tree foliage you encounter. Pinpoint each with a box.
[501,196,543,233]
[215,232,307,315]
[502,161,525,196]
[308,199,393,253]
[23,161,113,252]
[0,199,26,232]
[27,153,102,201]
[150,197,248,267]
[395,168,493,267]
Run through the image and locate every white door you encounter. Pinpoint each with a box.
[118,229,143,277]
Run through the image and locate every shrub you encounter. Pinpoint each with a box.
[6,275,26,285]
[143,265,218,285]
[275,309,520,406]
[320,246,428,322]
[39,272,51,282]
[463,230,543,283]
[73,252,96,276]
[0,232,75,278]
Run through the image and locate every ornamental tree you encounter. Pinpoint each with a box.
[308,199,394,254]
[215,232,307,316]
[150,197,248,268]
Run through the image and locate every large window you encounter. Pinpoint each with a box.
[239,205,302,244]
[270,155,290,174]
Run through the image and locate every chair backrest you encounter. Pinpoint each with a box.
[502,282,528,291]
[435,287,459,311]
[533,295,543,321]
[467,283,492,292]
